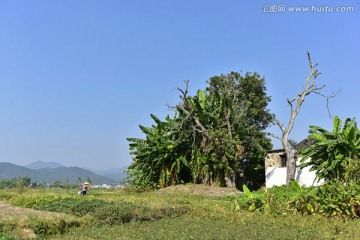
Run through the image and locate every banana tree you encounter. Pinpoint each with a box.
[300,116,360,181]
[127,113,192,189]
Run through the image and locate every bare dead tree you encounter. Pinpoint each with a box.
[272,52,339,185]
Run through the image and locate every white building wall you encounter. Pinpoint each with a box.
[265,158,324,188]
[265,167,287,187]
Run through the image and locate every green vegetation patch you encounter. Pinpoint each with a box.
[52,211,360,240]
[1,186,360,239]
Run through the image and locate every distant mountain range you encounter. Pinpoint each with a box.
[25,161,66,169]
[0,161,129,184]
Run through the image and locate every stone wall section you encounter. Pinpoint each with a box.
[265,152,283,168]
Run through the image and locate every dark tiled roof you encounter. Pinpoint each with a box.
[267,138,315,155]
[267,149,286,153]
[294,138,315,152]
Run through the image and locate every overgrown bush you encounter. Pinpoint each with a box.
[230,185,282,213]
[344,157,360,183]
[0,222,19,240]
[290,179,360,218]
[0,232,19,240]
[289,193,317,215]
[31,219,80,238]
[40,198,105,217]
[230,181,317,214]
[236,180,360,219]
[315,179,360,218]
[92,201,190,225]
[11,195,106,217]
[92,202,137,225]
[0,192,16,201]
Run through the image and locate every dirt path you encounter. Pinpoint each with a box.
[0,201,76,224]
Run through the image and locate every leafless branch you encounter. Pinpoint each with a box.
[275,119,285,133]
[166,103,177,111]
[177,80,210,140]
[314,89,342,117]
[267,132,282,141]
[287,98,294,114]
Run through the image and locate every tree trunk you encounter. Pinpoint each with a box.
[286,148,296,185]
[281,131,296,185]
[225,171,236,188]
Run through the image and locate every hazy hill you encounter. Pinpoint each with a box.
[25,161,65,169]
[0,162,116,184]
[91,166,129,182]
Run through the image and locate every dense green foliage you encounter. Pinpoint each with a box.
[0,177,31,189]
[289,179,360,218]
[232,180,360,219]
[127,72,273,190]
[314,179,360,218]
[300,116,360,181]
[344,157,360,183]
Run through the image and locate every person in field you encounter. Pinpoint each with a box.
[80,182,89,195]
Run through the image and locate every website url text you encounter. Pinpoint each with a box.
[262,5,355,13]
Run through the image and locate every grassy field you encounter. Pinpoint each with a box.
[0,185,359,240]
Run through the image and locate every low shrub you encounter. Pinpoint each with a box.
[0,222,21,240]
[11,195,61,209]
[229,181,312,213]
[289,193,317,215]
[31,219,80,238]
[290,179,360,218]
[41,198,105,217]
[344,157,360,183]
[316,179,360,218]
[0,232,19,240]
[11,195,106,217]
[0,192,16,201]
[92,201,190,225]
[92,202,143,225]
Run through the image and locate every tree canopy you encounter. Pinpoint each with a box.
[127,72,273,190]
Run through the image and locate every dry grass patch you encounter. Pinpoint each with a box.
[156,184,242,197]
[0,201,77,224]
[0,201,80,239]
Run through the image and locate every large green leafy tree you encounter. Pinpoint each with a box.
[300,116,360,181]
[176,72,273,188]
[127,72,273,190]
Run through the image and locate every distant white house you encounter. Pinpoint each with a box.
[91,184,126,189]
[265,140,324,188]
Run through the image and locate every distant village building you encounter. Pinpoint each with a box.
[91,183,126,189]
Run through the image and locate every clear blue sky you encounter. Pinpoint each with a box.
[0,1,359,170]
